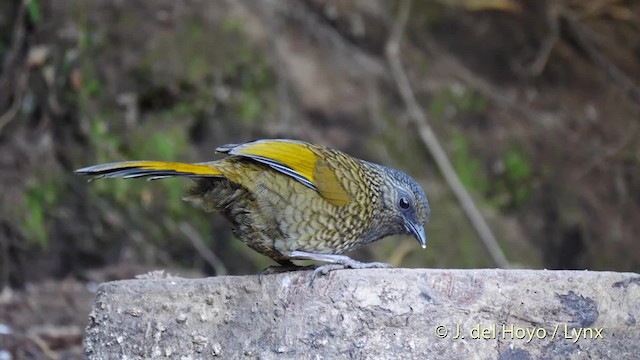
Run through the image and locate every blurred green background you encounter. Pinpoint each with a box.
[2,0,640,285]
[0,1,639,355]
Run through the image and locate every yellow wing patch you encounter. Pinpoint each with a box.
[219,139,318,186]
[219,139,351,206]
[314,160,350,206]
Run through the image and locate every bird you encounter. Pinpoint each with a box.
[75,139,430,277]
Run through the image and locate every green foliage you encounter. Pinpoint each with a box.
[504,148,531,194]
[27,0,42,24]
[430,86,487,121]
[504,148,530,180]
[78,24,101,52]
[234,88,265,123]
[215,18,275,123]
[23,201,45,246]
[82,75,103,97]
[452,131,487,194]
[137,14,276,124]
[221,19,244,33]
[497,146,533,208]
[449,131,535,211]
[226,44,275,124]
[86,115,134,204]
[133,127,188,161]
[450,135,533,210]
[88,116,125,170]
[129,126,190,219]
[22,179,62,248]
[72,35,105,103]
[456,90,487,114]
[430,92,449,120]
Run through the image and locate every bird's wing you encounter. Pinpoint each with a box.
[217,139,351,206]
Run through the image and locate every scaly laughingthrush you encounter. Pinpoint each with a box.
[76,139,430,275]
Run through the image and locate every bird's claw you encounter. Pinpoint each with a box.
[312,264,345,279]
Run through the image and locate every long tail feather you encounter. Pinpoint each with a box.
[75,161,223,181]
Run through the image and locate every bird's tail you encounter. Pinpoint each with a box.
[74,161,223,181]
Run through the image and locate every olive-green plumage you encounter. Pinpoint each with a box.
[76,139,430,271]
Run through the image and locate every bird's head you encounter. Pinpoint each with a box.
[375,165,430,248]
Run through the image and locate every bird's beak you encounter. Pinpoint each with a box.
[405,220,427,249]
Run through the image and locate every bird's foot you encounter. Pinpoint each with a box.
[289,251,392,284]
[312,261,391,279]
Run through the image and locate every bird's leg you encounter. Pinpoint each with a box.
[289,250,392,280]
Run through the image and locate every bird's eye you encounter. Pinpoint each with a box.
[398,196,411,210]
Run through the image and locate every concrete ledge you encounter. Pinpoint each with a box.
[84,269,640,359]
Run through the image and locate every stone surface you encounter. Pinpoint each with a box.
[84,269,640,359]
